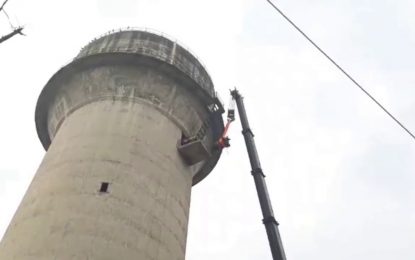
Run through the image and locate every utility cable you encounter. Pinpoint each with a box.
[266,0,415,141]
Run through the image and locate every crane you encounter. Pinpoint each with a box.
[218,89,287,260]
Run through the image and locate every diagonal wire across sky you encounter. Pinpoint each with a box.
[266,0,415,141]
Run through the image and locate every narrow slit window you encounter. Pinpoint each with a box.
[99,182,109,193]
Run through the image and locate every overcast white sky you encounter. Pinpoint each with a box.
[1,0,415,259]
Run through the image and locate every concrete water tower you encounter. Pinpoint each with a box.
[0,29,224,259]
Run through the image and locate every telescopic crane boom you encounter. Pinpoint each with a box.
[219,89,286,260]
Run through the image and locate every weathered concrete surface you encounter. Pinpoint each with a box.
[0,30,223,259]
[36,30,224,183]
[1,100,192,259]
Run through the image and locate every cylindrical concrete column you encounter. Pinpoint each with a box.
[0,30,224,260]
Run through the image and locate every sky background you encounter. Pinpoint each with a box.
[1,0,415,259]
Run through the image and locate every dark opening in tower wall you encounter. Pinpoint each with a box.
[99,182,110,193]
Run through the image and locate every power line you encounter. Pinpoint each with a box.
[266,0,415,141]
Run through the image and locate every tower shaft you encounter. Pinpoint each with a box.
[1,100,192,259]
[0,30,224,260]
